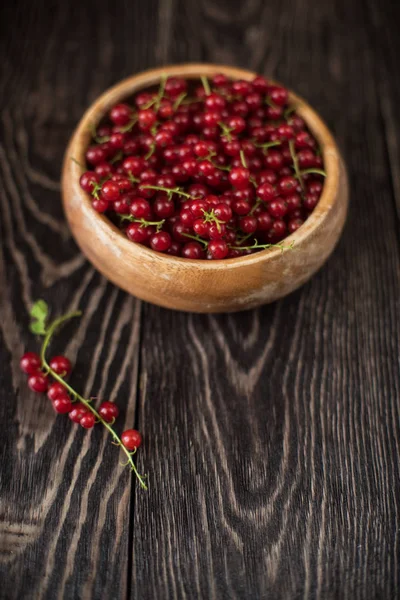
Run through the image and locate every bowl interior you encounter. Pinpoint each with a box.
[66,63,340,269]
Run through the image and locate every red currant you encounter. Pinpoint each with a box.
[20,352,41,375]
[121,429,142,450]
[49,356,72,376]
[28,373,49,393]
[98,401,119,423]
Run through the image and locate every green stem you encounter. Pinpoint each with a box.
[289,139,305,193]
[182,233,208,247]
[200,76,211,95]
[70,157,85,169]
[239,150,248,169]
[229,240,293,252]
[141,184,191,198]
[40,312,147,490]
[172,92,187,110]
[300,168,326,177]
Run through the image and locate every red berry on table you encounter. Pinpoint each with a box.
[53,396,73,414]
[28,373,49,393]
[98,401,119,423]
[49,355,72,376]
[121,429,143,451]
[69,405,89,424]
[47,382,67,401]
[20,352,41,375]
[80,413,96,429]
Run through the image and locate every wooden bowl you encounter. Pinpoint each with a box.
[62,64,348,313]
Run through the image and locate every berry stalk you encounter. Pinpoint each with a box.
[33,304,147,489]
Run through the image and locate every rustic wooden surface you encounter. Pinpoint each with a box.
[1,1,400,599]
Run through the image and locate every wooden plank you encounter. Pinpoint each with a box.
[0,0,158,597]
[131,0,400,599]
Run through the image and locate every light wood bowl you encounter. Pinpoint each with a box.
[62,63,348,313]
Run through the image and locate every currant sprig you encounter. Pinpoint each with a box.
[21,300,147,489]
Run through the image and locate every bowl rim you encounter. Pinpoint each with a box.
[63,62,341,271]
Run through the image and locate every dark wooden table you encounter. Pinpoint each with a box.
[1,1,400,598]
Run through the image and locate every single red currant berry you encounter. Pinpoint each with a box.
[228,116,246,134]
[307,180,323,196]
[92,197,109,213]
[297,149,317,168]
[80,413,96,429]
[190,199,208,218]
[181,242,204,259]
[123,156,144,177]
[295,131,315,149]
[47,382,67,401]
[138,109,157,130]
[126,222,150,243]
[110,103,132,126]
[95,162,113,179]
[252,75,270,93]
[288,218,305,233]
[53,396,73,414]
[130,198,152,219]
[232,199,251,215]
[277,124,295,140]
[303,193,319,211]
[113,197,131,214]
[278,176,298,196]
[20,352,41,375]
[239,216,257,233]
[265,150,284,171]
[49,356,72,376]
[205,93,226,110]
[268,198,288,218]
[208,240,229,260]
[193,219,209,237]
[285,193,302,213]
[208,223,227,240]
[98,401,119,423]
[214,204,232,222]
[69,405,89,423]
[101,181,120,202]
[154,196,175,219]
[150,231,172,252]
[270,87,289,106]
[257,212,273,231]
[229,167,250,190]
[79,171,99,193]
[109,132,125,149]
[257,182,276,202]
[172,222,190,242]
[245,93,262,111]
[180,209,195,228]
[28,373,49,393]
[165,77,187,98]
[166,242,182,256]
[121,429,142,450]
[154,130,173,148]
[85,146,107,165]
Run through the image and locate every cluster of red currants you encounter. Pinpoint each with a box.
[78,73,325,259]
[20,351,142,451]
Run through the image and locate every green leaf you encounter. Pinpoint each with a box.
[30,299,48,322]
[30,321,47,335]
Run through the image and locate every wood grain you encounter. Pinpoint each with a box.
[1,0,400,599]
[132,0,400,599]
